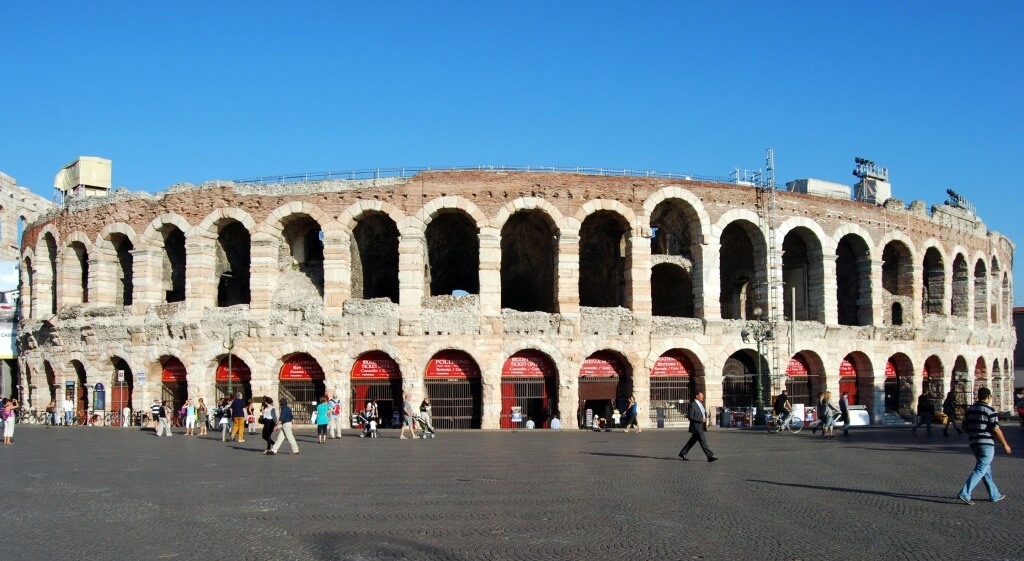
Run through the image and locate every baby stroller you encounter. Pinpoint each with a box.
[355,411,376,438]
[414,414,436,439]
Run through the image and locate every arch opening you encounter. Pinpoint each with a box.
[351,212,400,302]
[216,221,251,307]
[578,350,632,429]
[501,211,556,312]
[500,350,558,428]
[720,221,766,320]
[782,228,824,322]
[425,350,482,429]
[425,212,479,296]
[836,234,872,326]
[579,211,628,308]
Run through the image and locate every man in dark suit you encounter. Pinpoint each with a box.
[678,391,717,462]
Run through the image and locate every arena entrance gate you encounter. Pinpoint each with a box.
[650,350,697,427]
[425,351,482,429]
[785,356,812,406]
[351,351,402,429]
[161,358,188,416]
[216,356,252,402]
[500,350,557,429]
[109,359,133,425]
[578,351,631,429]
[839,357,858,405]
[279,353,325,424]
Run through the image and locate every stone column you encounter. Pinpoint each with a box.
[868,258,883,327]
[478,227,502,318]
[398,229,425,335]
[321,223,348,315]
[694,241,717,319]
[185,233,216,311]
[820,249,837,325]
[131,247,162,308]
[556,232,580,315]
[626,234,651,315]
[248,232,277,315]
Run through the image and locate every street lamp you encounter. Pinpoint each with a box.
[740,306,772,424]
[219,324,245,398]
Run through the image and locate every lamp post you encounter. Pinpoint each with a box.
[220,324,244,398]
[740,306,772,424]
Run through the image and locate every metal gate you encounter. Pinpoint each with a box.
[279,381,325,424]
[649,377,692,425]
[500,377,554,428]
[786,377,811,406]
[161,382,187,414]
[216,381,253,403]
[351,379,402,428]
[722,375,754,409]
[426,378,481,429]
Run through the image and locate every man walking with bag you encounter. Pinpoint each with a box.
[678,391,717,462]
[956,387,1011,505]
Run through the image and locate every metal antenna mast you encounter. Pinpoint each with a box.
[756,148,782,400]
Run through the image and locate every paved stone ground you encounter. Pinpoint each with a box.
[1,424,1022,561]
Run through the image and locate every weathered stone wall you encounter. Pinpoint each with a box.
[0,172,55,262]
[14,170,1018,427]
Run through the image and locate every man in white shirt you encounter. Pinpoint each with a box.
[63,397,74,426]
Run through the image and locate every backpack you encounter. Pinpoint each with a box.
[331,402,342,417]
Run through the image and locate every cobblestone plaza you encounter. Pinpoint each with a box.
[3,426,1021,560]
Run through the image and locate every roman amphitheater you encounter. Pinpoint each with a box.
[9,164,1017,429]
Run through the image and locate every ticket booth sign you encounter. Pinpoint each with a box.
[651,351,692,377]
[280,354,325,380]
[216,357,252,382]
[161,359,188,382]
[426,351,481,379]
[580,352,623,378]
[352,352,402,379]
[501,350,555,378]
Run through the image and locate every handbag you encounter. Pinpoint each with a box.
[258,415,266,425]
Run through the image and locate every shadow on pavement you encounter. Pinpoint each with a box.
[747,479,955,505]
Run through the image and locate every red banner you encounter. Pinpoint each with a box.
[501,350,555,378]
[425,351,481,379]
[839,358,856,379]
[216,357,252,382]
[786,356,809,377]
[280,353,325,381]
[580,351,624,378]
[352,351,402,379]
[161,358,187,383]
[885,361,897,378]
[651,350,692,377]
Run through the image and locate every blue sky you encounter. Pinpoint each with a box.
[1,1,1021,302]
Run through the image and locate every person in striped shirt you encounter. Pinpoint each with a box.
[956,387,1012,505]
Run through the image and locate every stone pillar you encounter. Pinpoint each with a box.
[911,260,924,328]
[90,243,116,307]
[131,247,162,308]
[821,249,838,325]
[478,227,502,317]
[398,229,425,334]
[248,232,277,315]
[626,235,651,315]
[322,223,348,315]
[694,242,716,319]
[186,233,216,311]
[556,232,579,315]
[868,258,883,327]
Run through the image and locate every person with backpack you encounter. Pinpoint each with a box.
[327,393,344,439]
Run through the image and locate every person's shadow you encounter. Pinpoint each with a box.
[746,479,954,504]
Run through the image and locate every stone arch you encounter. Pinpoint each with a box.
[423,208,480,296]
[261,201,332,237]
[492,197,566,232]
[96,223,140,307]
[414,196,488,231]
[839,350,874,413]
[920,241,947,316]
[61,232,93,306]
[574,200,639,235]
[139,213,192,247]
[886,352,915,420]
[195,207,257,236]
[785,350,827,406]
[780,223,826,323]
[203,215,253,308]
[974,257,988,322]
[501,208,558,312]
[642,187,711,243]
[267,208,327,301]
[645,339,711,373]
[578,209,631,308]
[835,232,873,326]
[716,216,767,320]
[349,211,400,302]
[35,229,59,316]
[950,252,970,318]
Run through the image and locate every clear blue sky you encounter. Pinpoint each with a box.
[2,1,1021,302]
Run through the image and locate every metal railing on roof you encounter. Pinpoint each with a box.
[233,165,736,186]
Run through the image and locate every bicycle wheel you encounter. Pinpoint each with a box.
[788,417,804,433]
[765,416,779,433]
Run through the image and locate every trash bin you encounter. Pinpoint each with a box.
[656,407,665,429]
[718,407,731,427]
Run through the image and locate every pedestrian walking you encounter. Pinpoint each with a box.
[246,399,256,435]
[2,398,19,444]
[229,392,246,443]
[911,393,935,436]
[327,393,344,439]
[942,391,963,437]
[1014,388,1024,429]
[218,398,231,441]
[811,392,825,435]
[821,391,839,438]
[623,395,641,433]
[269,398,299,455]
[46,400,56,427]
[259,397,278,454]
[839,391,851,436]
[156,401,173,437]
[418,397,436,438]
[183,398,196,436]
[196,398,208,436]
[956,388,1012,505]
[150,399,161,430]
[678,391,717,462]
[315,396,330,443]
[400,394,417,440]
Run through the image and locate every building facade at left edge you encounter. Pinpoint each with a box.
[0,169,60,401]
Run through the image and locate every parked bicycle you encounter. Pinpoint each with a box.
[765,412,804,434]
